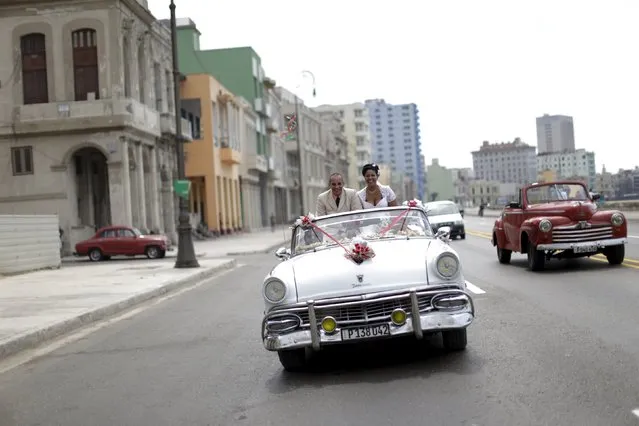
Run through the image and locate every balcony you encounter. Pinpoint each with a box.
[220,147,241,164]
[285,139,298,152]
[5,98,162,138]
[246,153,268,173]
[264,102,272,118]
[254,97,268,117]
[266,119,279,134]
[264,77,276,89]
[160,113,194,141]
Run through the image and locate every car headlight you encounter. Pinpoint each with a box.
[455,220,464,225]
[611,213,624,226]
[436,254,459,279]
[539,219,552,233]
[264,279,287,303]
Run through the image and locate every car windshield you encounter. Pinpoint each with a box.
[292,208,433,255]
[424,203,459,216]
[526,183,589,204]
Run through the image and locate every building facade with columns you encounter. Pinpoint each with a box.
[181,74,242,234]
[0,0,191,254]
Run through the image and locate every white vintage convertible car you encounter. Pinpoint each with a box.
[261,205,475,371]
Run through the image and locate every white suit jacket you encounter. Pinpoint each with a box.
[315,188,363,216]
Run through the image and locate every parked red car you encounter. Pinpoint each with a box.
[492,181,627,271]
[74,226,171,261]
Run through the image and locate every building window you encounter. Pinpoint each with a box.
[20,33,48,104]
[122,36,131,97]
[11,146,34,176]
[138,41,146,103]
[72,28,99,101]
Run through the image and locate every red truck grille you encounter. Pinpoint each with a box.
[552,225,613,243]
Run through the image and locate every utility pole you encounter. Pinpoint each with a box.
[170,0,199,268]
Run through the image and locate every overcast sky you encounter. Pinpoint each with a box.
[149,0,639,173]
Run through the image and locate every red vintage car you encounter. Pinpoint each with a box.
[74,226,171,261]
[491,181,627,271]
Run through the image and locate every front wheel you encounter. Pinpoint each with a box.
[527,244,545,271]
[497,246,511,264]
[442,329,467,351]
[605,245,624,265]
[145,245,161,259]
[88,248,103,262]
[277,349,308,372]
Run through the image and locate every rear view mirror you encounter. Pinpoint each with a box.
[508,202,520,209]
[591,193,601,201]
[436,226,451,241]
[275,247,291,260]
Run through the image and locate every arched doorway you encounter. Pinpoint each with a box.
[72,147,110,228]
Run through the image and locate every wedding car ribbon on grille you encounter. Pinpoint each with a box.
[293,214,376,264]
[378,199,421,235]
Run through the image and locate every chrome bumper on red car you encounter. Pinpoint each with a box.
[536,237,627,251]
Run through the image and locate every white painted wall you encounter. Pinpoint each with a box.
[0,215,61,275]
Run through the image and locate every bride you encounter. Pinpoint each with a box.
[357,163,398,209]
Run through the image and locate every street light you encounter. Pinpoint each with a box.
[170,0,199,268]
[294,70,316,216]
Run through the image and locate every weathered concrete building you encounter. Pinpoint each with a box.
[0,0,192,254]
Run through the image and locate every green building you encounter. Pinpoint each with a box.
[175,18,271,156]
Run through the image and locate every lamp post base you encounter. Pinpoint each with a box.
[174,209,200,268]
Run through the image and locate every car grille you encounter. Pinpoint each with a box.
[282,286,460,327]
[552,225,613,243]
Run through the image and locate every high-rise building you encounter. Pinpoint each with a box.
[472,139,537,185]
[313,103,372,188]
[365,99,424,200]
[536,114,576,154]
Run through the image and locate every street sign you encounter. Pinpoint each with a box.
[173,179,191,200]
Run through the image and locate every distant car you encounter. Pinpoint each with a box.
[74,226,171,261]
[492,181,628,271]
[423,201,465,239]
[261,205,475,372]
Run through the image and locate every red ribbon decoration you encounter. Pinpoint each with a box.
[378,200,418,235]
[298,216,350,255]
[346,242,376,264]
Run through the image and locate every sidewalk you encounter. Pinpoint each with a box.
[1,228,291,361]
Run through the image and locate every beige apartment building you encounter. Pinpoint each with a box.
[0,0,192,253]
[314,103,373,189]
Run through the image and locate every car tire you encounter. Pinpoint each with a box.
[497,247,511,264]
[277,349,307,372]
[605,244,624,265]
[158,249,166,259]
[460,233,466,240]
[145,245,161,259]
[88,248,103,262]
[527,244,545,271]
[442,329,467,351]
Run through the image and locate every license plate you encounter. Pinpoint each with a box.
[341,324,391,341]
[574,245,598,253]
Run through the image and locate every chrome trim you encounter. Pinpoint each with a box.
[410,290,423,339]
[432,294,470,311]
[537,237,627,251]
[307,300,320,351]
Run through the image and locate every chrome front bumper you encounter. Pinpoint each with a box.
[262,287,475,352]
[536,237,627,251]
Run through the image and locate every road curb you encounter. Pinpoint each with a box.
[226,240,290,256]
[0,259,237,361]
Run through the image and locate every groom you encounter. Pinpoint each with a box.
[316,173,363,216]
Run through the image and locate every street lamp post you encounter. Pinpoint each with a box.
[170,0,199,268]
[294,70,316,216]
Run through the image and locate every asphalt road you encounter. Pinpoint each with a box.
[1,240,639,425]
[464,215,639,263]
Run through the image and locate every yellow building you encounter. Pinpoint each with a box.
[180,74,242,234]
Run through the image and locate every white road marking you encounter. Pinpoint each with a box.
[628,235,639,239]
[465,280,486,294]
[632,408,639,419]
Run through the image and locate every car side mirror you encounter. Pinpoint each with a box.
[435,226,451,241]
[591,193,601,201]
[508,202,520,209]
[275,247,291,260]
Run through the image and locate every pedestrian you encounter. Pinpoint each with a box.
[315,173,363,216]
